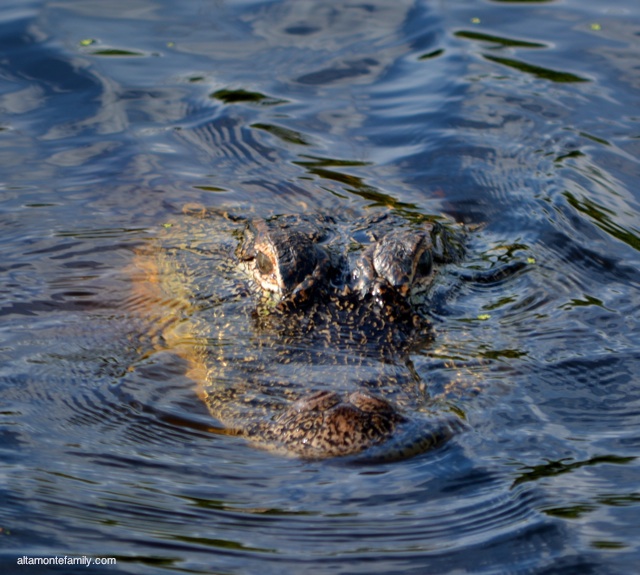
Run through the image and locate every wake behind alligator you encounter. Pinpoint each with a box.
[136,206,470,461]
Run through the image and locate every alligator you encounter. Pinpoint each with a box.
[137,206,469,461]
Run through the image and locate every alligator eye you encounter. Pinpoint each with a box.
[256,251,274,275]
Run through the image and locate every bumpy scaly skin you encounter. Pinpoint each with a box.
[148,209,466,460]
[236,215,333,308]
[353,229,433,301]
[257,391,402,458]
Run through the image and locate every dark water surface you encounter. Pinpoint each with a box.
[2,0,640,573]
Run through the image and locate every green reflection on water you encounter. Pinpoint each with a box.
[479,347,527,361]
[596,493,640,507]
[172,534,276,554]
[455,30,546,49]
[555,150,584,163]
[55,227,148,239]
[560,294,613,312]
[579,131,611,146]
[192,185,229,192]
[418,48,444,60]
[516,456,637,523]
[513,455,636,487]
[294,155,371,169]
[482,295,516,311]
[252,123,311,146]
[211,89,288,106]
[293,155,421,211]
[112,554,180,568]
[184,496,316,517]
[90,49,147,57]
[483,54,589,83]
[564,191,640,252]
[591,540,627,550]
[544,504,597,519]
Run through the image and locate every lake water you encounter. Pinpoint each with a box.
[1,0,640,573]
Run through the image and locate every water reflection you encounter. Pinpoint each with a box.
[1,0,640,573]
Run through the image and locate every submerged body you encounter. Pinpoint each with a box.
[138,207,466,460]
